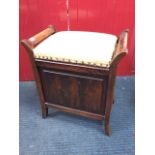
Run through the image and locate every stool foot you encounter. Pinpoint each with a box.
[42,107,48,118]
[104,122,111,136]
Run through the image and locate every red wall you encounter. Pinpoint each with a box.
[20,0,135,81]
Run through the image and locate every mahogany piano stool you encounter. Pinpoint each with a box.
[21,25,128,136]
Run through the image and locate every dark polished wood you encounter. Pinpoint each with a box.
[46,102,104,120]
[35,59,110,76]
[21,25,56,118]
[21,25,128,135]
[39,68,107,115]
[28,25,56,48]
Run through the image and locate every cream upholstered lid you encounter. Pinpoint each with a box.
[33,31,117,67]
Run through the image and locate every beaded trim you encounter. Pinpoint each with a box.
[34,53,111,68]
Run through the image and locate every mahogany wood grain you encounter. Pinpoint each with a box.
[39,68,107,115]
[28,25,56,48]
[111,29,129,67]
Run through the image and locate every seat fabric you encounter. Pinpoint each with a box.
[33,31,117,67]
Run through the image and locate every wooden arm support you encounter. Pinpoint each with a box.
[110,29,129,67]
[21,25,56,49]
[104,29,129,135]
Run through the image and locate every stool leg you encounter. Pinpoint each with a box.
[104,118,110,136]
[42,106,48,118]
[104,68,117,136]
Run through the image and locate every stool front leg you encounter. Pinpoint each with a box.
[105,119,110,136]
[104,67,116,136]
[21,40,48,119]
[104,29,129,135]
[21,25,56,119]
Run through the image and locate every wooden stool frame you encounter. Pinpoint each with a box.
[21,25,128,135]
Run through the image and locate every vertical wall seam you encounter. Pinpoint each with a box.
[66,0,70,31]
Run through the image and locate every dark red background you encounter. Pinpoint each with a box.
[20,0,135,81]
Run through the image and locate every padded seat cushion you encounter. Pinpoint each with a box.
[33,31,117,67]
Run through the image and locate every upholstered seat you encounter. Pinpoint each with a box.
[33,31,117,67]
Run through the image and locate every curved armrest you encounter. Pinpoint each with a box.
[21,25,56,49]
[110,29,129,67]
